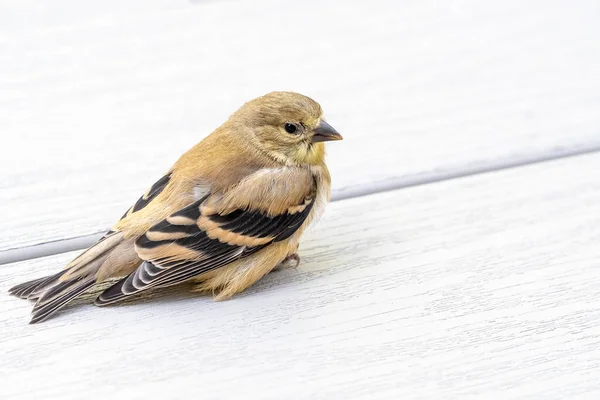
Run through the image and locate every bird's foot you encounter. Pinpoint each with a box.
[273,253,300,271]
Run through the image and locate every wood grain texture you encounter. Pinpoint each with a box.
[2,153,600,399]
[2,0,600,251]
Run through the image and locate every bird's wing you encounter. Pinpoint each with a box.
[94,172,173,242]
[96,169,315,305]
[119,172,172,220]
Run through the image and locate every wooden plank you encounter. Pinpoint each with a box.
[2,153,600,399]
[2,0,600,252]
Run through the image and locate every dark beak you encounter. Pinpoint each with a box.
[311,120,343,143]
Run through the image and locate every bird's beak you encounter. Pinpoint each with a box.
[311,120,343,143]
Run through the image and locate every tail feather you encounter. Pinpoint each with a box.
[61,232,124,281]
[29,277,96,324]
[8,271,66,299]
[8,231,131,323]
[8,276,48,299]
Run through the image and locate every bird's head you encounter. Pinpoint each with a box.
[229,91,343,166]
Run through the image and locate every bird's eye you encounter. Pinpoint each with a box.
[284,123,299,134]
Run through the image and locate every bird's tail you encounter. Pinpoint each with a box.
[8,231,128,324]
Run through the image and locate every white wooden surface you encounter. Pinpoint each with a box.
[2,154,600,399]
[2,0,600,251]
[3,1,600,398]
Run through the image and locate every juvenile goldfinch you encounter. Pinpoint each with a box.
[9,91,342,324]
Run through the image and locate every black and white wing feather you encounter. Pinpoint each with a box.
[95,188,314,305]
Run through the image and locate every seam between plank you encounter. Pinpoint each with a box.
[1,144,600,265]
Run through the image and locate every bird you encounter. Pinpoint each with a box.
[8,91,342,324]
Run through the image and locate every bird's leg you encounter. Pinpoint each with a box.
[281,243,301,269]
[272,252,300,271]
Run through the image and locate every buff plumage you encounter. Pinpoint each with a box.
[9,91,342,324]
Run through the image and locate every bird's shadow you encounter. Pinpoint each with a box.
[47,267,304,321]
